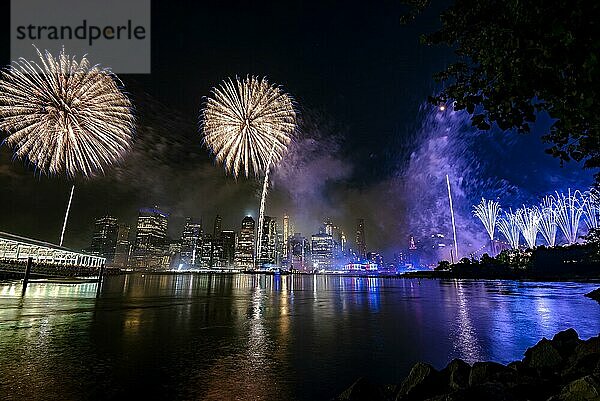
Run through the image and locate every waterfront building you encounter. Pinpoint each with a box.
[258,216,277,267]
[131,207,169,269]
[311,232,334,270]
[355,218,366,260]
[289,233,310,272]
[200,233,213,268]
[221,230,236,268]
[180,218,202,268]
[235,216,255,270]
[282,214,290,260]
[90,215,119,264]
[113,224,131,268]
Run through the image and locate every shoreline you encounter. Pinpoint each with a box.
[2,269,600,285]
[335,329,600,401]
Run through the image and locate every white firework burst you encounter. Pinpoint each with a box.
[553,189,584,244]
[516,206,540,249]
[538,196,558,247]
[200,76,296,178]
[0,48,134,178]
[497,210,521,250]
[473,198,501,241]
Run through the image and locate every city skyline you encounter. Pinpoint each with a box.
[85,203,429,271]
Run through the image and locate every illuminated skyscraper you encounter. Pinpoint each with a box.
[235,216,255,270]
[180,218,202,268]
[258,216,277,267]
[90,215,119,263]
[282,214,290,259]
[200,233,213,268]
[211,215,224,268]
[324,218,334,236]
[408,235,420,268]
[221,230,236,268]
[355,218,366,259]
[132,207,169,269]
[289,233,310,271]
[311,232,333,270]
[113,224,131,268]
[213,214,222,237]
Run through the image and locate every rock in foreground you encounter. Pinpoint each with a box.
[586,288,600,304]
[334,329,600,401]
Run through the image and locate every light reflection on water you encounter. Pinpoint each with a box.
[0,275,599,401]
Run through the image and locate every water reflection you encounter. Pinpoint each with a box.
[0,276,599,401]
[452,280,482,363]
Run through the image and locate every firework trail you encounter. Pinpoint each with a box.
[497,210,521,249]
[553,189,585,244]
[582,189,600,231]
[0,48,134,245]
[516,206,540,249]
[201,76,296,265]
[538,196,558,247]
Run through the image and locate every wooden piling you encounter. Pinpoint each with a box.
[22,257,33,295]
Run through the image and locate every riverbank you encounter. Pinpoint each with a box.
[402,270,600,283]
[335,329,600,401]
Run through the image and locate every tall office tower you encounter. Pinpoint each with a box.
[168,240,182,269]
[90,215,119,263]
[311,232,334,270]
[340,231,347,255]
[180,218,202,268]
[276,233,284,265]
[289,233,309,271]
[235,216,255,270]
[324,218,333,236]
[408,235,420,268]
[213,214,222,238]
[355,218,367,260]
[200,233,213,268]
[282,214,290,259]
[113,224,131,268]
[221,230,236,268]
[258,216,277,267]
[132,207,169,269]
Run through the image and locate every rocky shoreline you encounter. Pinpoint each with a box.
[586,288,600,303]
[335,329,600,401]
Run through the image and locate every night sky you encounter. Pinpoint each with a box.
[0,1,594,260]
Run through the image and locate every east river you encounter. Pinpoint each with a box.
[1,274,599,400]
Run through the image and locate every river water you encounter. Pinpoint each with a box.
[0,274,598,400]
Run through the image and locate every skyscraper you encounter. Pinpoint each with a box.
[408,235,420,268]
[235,216,255,270]
[200,233,213,268]
[282,214,290,260]
[180,218,202,268]
[258,216,277,267]
[311,232,334,270]
[324,218,333,236]
[221,230,236,268]
[132,207,169,269]
[289,233,310,271]
[355,218,366,260]
[113,224,131,268]
[213,214,222,238]
[90,215,119,264]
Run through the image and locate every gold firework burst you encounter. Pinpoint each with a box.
[0,48,134,178]
[201,76,297,177]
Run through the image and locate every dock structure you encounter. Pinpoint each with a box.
[0,231,105,268]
